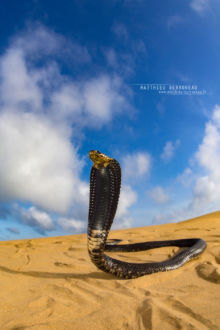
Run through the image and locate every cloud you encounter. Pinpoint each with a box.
[189,105,220,212]
[103,48,135,76]
[167,15,184,29]
[12,23,91,63]
[177,167,194,187]
[122,152,151,181]
[0,111,82,213]
[83,75,130,125]
[57,217,85,233]
[17,205,54,234]
[161,139,180,162]
[0,24,135,234]
[1,48,42,111]
[153,105,220,225]
[0,28,133,129]
[113,184,137,229]
[112,216,133,229]
[103,44,147,78]
[148,186,170,204]
[116,184,137,219]
[152,206,192,224]
[49,74,132,128]
[190,0,210,15]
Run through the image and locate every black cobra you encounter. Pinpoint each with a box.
[87,150,207,279]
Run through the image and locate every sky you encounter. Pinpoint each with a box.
[0,0,220,241]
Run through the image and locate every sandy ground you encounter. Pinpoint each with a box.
[0,212,220,330]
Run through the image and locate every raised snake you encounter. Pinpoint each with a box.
[87,150,207,279]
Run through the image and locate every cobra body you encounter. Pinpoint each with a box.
[87,150,207,279]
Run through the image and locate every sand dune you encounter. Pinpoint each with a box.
[0,211,220,329]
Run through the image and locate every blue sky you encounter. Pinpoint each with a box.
[0,0,220,241]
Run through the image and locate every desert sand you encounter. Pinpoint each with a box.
[0,211,220,330]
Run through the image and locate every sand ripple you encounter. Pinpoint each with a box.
[0,211,219,329]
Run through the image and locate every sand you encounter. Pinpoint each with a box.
[0,212,219,330]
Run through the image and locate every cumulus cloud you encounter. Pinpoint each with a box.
[152,205,192,224]
[190,0,210,15]
[177,167,194,187]
[1,48,42,111]
[83,75,129,124]
[116,185,137,219]
[153,105,220,225]
[57,217,85,233]
[16,205,54,234]
[148,186,170,204]
[113,184,137,229]
[189,105,220,212]
[161,139,180,162]
[0,26,133,129]
[0,111,82,213]
[12,23,91,63]
[122,151,151,181]
[0,24,135,234]
[48,73,132,128]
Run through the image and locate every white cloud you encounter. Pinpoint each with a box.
[18,206,54,232]
[190,0,210,15]
[113,184,137,229]
[112,216,133,229]
[161,139,180,162]
[84,75,127,124]
[116,184,137,219]
[0,24,135,233]
[177,167,194,187]
[0,111,81,213]
[0,48,42,111]
[57,217,85,233]
[122,152,151,181]
[152,205,192,224]
[0,29,133,129]
[49,83,83,122]
[154,105,220,225]
[149,186,170,204]
[48,73,132,128]
[189,105,220,212]
[12,23,91,63]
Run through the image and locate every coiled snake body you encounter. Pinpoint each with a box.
[87,150,206,279]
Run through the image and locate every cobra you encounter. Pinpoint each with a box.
[87,150,206,279]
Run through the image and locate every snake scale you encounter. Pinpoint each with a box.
[87,150,207,279]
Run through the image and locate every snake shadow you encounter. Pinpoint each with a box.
[0,265,117,280]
